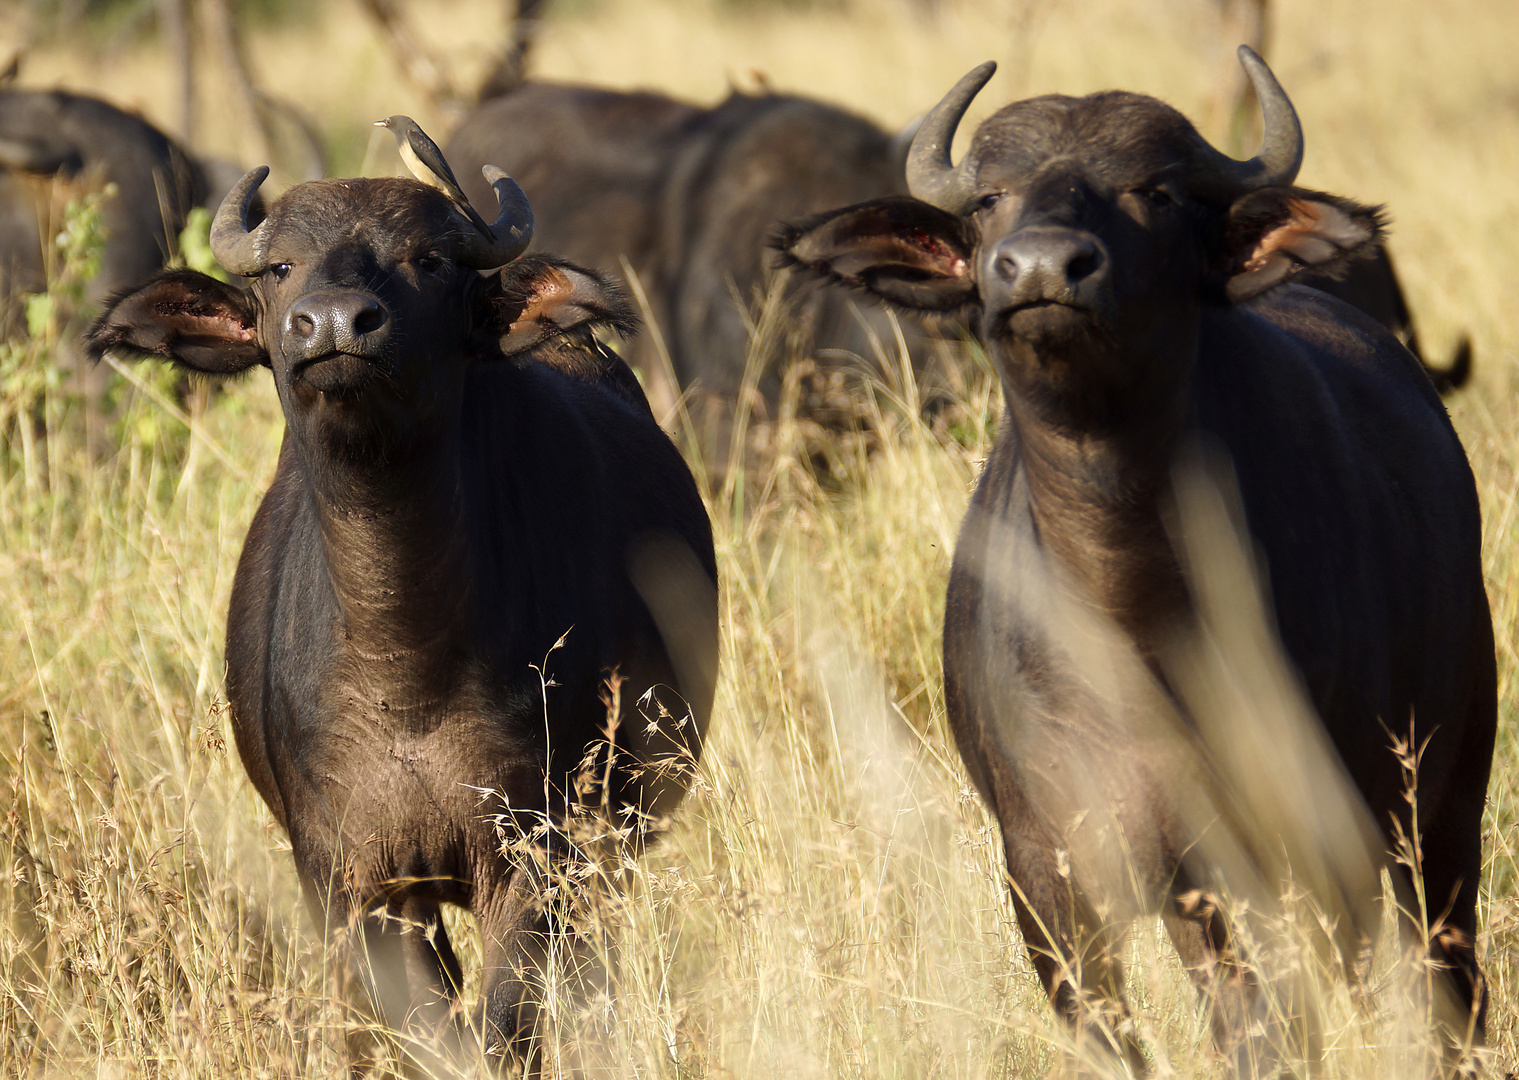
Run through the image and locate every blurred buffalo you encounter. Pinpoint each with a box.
[1299,249,1471,392]
[0,87,252,452]
[447,81,959,469]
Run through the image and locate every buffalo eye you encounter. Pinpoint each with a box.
[414,254,445,275]
[975,192,1004,213]
[270,262,292,281]
[1137,186,1175,209]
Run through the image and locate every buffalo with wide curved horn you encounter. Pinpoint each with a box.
[779,42,1495,1074]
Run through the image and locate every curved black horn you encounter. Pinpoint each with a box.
[210,166,271,277]
[456,166,534,269]
[1193,46,1304,197]
[906,61,996,213]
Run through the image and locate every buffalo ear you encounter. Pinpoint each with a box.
[85,269,265,374]
[772,196,977,312]
[0,135,82,176]
[1221,188,1386,302]
[478,255,640,358]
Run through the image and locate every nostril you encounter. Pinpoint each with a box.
[352,301,387,337]
[1065,243,1103,285]
[994,251,1022,282]
[291,312,316,338]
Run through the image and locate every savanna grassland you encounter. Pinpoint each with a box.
[2,0,1518,1076]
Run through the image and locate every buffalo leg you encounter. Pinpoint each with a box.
[1002,838,1147,1074]
[360,899,472,1074]
[305,876,469,1075]
[391,895,467,1033]
[475,861,555,1076]
[1162,886,1267,1073]
[1387,661,1492,1061]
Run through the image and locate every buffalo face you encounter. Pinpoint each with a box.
[245,181,478,450]
[775,49,1385,424]
[86,173,632,462]
[957,95,1217,402]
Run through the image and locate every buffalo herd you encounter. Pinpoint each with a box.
[3,32,1494,1080]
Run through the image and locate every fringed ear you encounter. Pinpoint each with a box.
[85,269,266,374]
[476,255,639,358]
[772,196,979,312]
[0,134,81,176]
[1221,188,1386,302]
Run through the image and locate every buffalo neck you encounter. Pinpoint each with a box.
[297,421,475,697]
[996,340,1196,640]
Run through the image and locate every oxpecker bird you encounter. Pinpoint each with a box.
[376,114,492,235]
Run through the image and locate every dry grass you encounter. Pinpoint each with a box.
[1,0,1517,1076]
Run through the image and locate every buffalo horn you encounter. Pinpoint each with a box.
[1194,46,1304,196]
[906,61,997,213]
[210,165,271,277]
[455,166,534,269]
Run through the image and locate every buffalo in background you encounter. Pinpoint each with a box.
[447,81,958,468]
[0,88,210,325]
[0,86,257,453]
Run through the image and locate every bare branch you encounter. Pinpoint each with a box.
[356,0,467,118]
[200,0,272,167]
[477,0,549,103]
[159,0,195,143]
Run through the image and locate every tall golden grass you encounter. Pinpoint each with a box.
[1,0,1516,1076]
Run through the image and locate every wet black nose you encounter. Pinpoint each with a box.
[991,228,1107,306]
[285,292,390,359]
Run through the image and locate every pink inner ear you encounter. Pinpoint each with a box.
[1244,198,1370,272]
[899,231,969,276]
[830,234,967,282]
[500,269,574,354]
[212,317,257,343]
[154,297,257,342]
[523,269,575,312]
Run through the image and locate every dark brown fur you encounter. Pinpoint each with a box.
[446,83,951,464]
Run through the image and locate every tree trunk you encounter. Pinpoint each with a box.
[200,0,272,168]
[1211,0,1271,156]
[160,0,195,144]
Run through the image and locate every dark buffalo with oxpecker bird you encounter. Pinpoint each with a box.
[86,123,719,1074]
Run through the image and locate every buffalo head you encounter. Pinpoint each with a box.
[87,166,633,463]
[777,48,1385,425]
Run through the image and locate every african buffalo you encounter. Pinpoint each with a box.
[777,49,1494,1069]
[87,158,718,1072]
[1,89,204,278]
[0,88,210,317]
[446,82,949,465]
[0,88,251,452]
